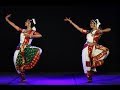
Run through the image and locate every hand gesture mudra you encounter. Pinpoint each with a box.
[5,14,11,19]
[64,17,72,22]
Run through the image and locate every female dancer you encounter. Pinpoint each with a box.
[5,14,42,82]
[64,17,111,82]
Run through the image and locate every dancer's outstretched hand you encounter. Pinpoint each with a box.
[5,14,11,19]
[64,17,72,22]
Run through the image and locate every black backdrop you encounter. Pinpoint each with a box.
[0,1,119,73]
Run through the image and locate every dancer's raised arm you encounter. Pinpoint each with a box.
[5,14,22,32]
[64,17,88,34]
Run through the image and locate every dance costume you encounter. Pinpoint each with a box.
[81,29,109,81]
[13,28,42,81]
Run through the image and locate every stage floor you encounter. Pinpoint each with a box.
[0,72,120,85]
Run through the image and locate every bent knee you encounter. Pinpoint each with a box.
[101,46,109,51]
[38,48,42,54]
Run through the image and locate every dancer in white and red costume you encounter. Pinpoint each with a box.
[64,17,111,82]
[5,14,42,82]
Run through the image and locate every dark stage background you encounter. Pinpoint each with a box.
[0,2,119,74]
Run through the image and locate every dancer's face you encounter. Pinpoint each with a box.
[25,19,31,27]
[90,20,96,29]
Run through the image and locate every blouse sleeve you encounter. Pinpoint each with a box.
[81,28,89,34]
[18,28,24,32]
[19,28,27,33]
[97,30,103,35]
